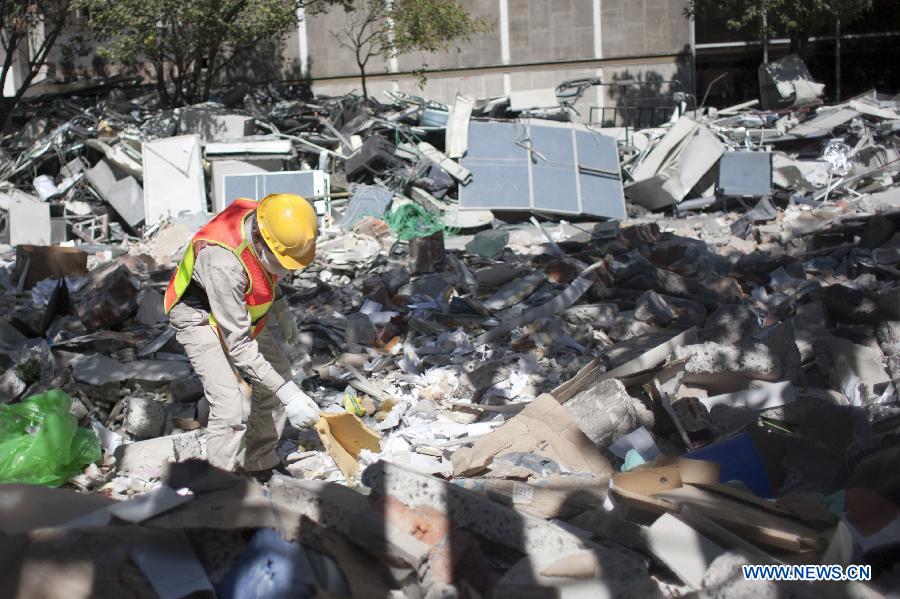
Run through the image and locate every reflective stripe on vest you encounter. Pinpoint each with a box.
[164,199,277,337]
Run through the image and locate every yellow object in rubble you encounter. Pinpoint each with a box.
[315,413,381,482]
[342,393,365,417]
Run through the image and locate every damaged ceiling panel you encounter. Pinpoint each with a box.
[460,119,626,219]
[222,170,330,210]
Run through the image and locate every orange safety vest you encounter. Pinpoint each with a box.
[164,199,278,337]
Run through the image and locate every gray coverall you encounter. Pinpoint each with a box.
[169,241,290,472]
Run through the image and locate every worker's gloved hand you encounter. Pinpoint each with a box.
[271,296,301,345]
[276,381,320,429]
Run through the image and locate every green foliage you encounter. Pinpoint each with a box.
[391,0,492,55]
[0,1,77,127]
[685,0,873,47]
[335,0,493,99]
[85,0,340,106]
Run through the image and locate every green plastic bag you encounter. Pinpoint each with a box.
[0,389,101,486]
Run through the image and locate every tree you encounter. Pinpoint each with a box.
[685,0,873,56]
[334,0,492,101]
[85,0,340,107]
[0,1,77,130]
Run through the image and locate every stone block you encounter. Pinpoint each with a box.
[344,312,375,346]
[876,321,900,356]
[409,232,446,275]
[123,396,166,438]
[169,374,205,402]
[115,430,206,479]
[813,335,890,404]
[564,379,654,448]
[74,263,139,331]
[634,290,674,326]
[823,284,881,325]
[701,304,760,345]
[674,340,781,392]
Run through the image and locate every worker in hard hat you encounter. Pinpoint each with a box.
[164,193,320,477]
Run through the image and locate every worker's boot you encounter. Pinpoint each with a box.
[245,463,291,484]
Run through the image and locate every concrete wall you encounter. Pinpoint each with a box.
[396,0,502,73]
[507,0,596,63]
[307,0,692,121]
[601,0,691,57]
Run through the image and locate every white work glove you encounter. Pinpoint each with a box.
[276,381,320,429]
[271,296,301,345]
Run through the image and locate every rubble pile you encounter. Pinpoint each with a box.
[1,60,899,597]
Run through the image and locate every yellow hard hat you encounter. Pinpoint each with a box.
[256,193,318,270]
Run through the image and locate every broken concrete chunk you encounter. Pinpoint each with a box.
[0,368,27,403]
[408,231,446,275]
[345,509,430,569]
[621,266,719,308]
[136,289,167,326]
[484,270,545,311]
[363,460,647,589]
[564,379,654,449]
[561,303,619,326]
[701,304,760,345]
[74,263,140,331]
[675,340,782,391]
[876,321,900,356]
[823,284,882,325]
[634,291,674,326]
[124,396,166,438]
[813,335,890,405]
[169,375,204,402]
[344,313,376,346]
[608,317,664,341]
[115,430,206,479]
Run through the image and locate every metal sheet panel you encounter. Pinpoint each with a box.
[461,121,531,210]
[576,130,626,219]
[718,152,773,197]
[530,124,579,214]
[222,170,329,207]
[460,119,625,218]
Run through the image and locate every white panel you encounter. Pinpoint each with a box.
[142,134,206,224]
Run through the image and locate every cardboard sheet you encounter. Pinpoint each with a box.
[0,484,114,535]
[611,460,825,552]
[451,393,613,478]
[645,513,725,588]
[316,413,381,481]
[12,245,88,290]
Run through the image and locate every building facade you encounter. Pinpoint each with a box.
[285,0,693,123]
[20,1,897,123]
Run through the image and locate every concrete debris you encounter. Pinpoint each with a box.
[0,67,897,599]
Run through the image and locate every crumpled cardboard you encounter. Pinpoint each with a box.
[316,413,381,481]
[450,393,612,478]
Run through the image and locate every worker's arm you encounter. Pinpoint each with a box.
[193,246,287,394]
